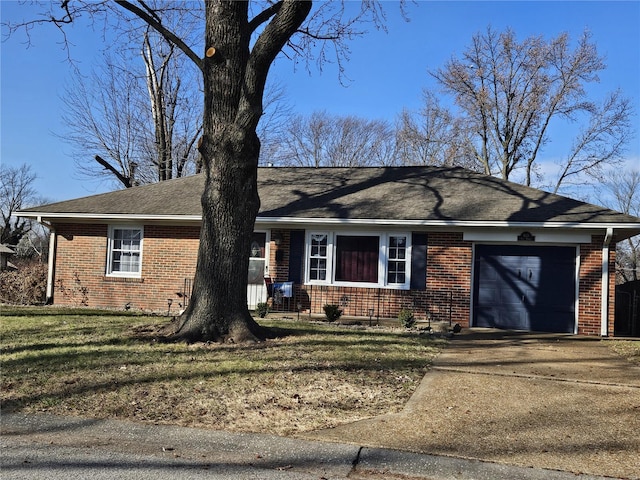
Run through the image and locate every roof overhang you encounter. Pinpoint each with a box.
[18,211,640,240]
[15,212,203,225]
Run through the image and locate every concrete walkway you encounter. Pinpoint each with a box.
[304,330,640,479]
[2,330,639,479]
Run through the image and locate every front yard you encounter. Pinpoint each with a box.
[0,307,444,435]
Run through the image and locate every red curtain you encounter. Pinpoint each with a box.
[335,236,379,283]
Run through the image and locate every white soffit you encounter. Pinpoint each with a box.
[463,229,593,244]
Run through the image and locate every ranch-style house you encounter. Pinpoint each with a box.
[17,166,640,336]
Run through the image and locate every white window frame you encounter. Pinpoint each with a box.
[304,230,411,289]
[307,231,332,283]
[386,234,410,287]
[106,225,144,278]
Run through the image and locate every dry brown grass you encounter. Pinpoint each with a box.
[0,307,444,435]
[609,340,640,365]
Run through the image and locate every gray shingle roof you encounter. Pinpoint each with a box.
[0,244,15,254]
[18,166,640,228]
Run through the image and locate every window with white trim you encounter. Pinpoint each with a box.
[309,233,329,281]
[335,235,379,283]
[387,235,407,284]
[107,226,143,277]
[305,231,411,289]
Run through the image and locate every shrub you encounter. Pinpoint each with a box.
[322,304,342,322]
[55,271,89,307]
[255,302,269,318]
[398,308,416,329]
[0,260,47,305]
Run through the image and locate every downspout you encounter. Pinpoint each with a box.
[38,216,56,304]
[600,228,614,337]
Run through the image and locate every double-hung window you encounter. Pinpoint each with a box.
[305,231,411,289]
[387,235,407,285]
[309,233,328,281]
[107,226,143,277]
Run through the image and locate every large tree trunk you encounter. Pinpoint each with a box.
[173,1,261,343]
[172,0,310,343]
[175,128,265,343]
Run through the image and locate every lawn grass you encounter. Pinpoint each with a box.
[609,340,640,366]
[0,307,444,435]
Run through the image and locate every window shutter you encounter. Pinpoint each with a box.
[288,230,305,284]
[410,233,428,290]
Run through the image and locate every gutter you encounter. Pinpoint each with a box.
[600,228,614,337]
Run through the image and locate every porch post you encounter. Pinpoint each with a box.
[600,228,613,337]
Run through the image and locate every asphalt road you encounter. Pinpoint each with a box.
[1,412,613,480]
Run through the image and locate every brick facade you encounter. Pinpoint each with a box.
[53,223,199,313]
[577,235,616,336]
[425,232,473,327]
[50,223,617,336]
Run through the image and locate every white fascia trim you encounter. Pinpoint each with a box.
[15,212,203,223]
[255,216,640,230]
[15,212,640,231]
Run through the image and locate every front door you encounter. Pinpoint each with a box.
[247,232,267,310]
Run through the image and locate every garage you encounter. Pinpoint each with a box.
[473,245,577,333]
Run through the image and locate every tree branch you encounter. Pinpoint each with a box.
[114,0,203,72]
[248,2,283,34]
[238,0,312,130]
[94,155,132,188]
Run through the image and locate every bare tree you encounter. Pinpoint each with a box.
[62,23,291,187]
[141,28,203,182]
[599,168,640,283]
[430,27,634,190]
[552,90,633,193]
[61,31,203,188]
[0,164,42,246]
[62,53,147,188]
[276,111,396,167]
[395,90,477,169]
[257,80,294,165]
[5,0,387,343]
[14,223,50,261]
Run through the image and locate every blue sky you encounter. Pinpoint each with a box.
[1,1,639,204]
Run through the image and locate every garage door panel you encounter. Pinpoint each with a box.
[478,286,500,303]
[476,307,528,331]
[529,310,575,333]
[477,261,499,280]
[474,245,576,333]
[500,287,525,305]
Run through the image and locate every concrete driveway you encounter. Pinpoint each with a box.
[303,330,640,479]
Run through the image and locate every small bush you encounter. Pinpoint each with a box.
[398,308,416,329]
[322,304,342,322]
[55,271,89,307]
[255,302,269,318]
[0,260,47,305]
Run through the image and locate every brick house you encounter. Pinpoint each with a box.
[17,166,640,336]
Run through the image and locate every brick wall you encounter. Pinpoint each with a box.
[53,223,199,313]
[267,230,472,324]
[290,285,429,320]
[51,223,617,336]
[269,229,290,281]
[425,232,473,327]
[578,235,616,336]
